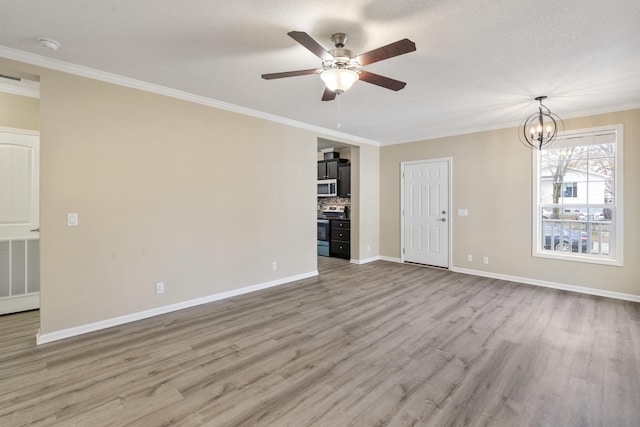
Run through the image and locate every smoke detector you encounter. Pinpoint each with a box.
[38,37,61,51]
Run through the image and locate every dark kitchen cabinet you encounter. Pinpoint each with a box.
[317,161,331,179]
[338,164,351,198]
[330,219,350,259]
[318,159,348,180]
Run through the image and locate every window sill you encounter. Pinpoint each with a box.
[533,250,623,267]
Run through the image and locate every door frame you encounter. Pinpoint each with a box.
[0,126,41,314]
[400,157,452,268]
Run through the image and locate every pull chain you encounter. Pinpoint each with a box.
[337,93,342,128]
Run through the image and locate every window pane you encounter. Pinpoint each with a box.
[541,220,588,253]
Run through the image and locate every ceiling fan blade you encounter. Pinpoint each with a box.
[358,71,407,91]
[356,38,416,66]
[321,87,337,102]
[261,69,321,80]
[288,31,334,61]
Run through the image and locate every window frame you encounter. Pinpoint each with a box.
[532,124,624,266]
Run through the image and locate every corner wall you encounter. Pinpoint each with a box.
[0,91,39,130]
[356,144,380,261]
[380,109,640,297]
[1,57,327,337]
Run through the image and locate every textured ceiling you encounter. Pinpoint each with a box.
[1,0,639,145]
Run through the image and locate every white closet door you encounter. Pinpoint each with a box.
[0,128,39,314]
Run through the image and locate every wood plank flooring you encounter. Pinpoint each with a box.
[1,257,639,426]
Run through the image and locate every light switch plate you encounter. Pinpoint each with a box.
[67,213,78,226]
[457,208,468,216]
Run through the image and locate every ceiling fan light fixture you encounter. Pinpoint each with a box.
[261,31,416,101]
[320,68,359,93]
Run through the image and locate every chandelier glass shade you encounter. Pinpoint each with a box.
[519,96,563,150]
[320,68,359,93]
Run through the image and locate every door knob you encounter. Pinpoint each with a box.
[441,218,446,222]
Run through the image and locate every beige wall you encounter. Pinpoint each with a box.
[0,56,384,337]
[0,56,344,335]
[381,109,640,296]
[350,147,361,260]
[0,91,39,130]
[356,144,380,260]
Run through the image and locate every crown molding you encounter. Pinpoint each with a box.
[379,102,640,146]
[0,45,381,147]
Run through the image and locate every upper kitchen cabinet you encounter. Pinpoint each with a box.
[317,159,348,180]
[338,164,351,198]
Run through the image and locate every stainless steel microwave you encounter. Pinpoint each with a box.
[317,179,337,197]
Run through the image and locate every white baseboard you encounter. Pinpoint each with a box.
[350,256,381,265]
[0,293,39,315]
[36,262,638,345]
[373,258,639,302]
[451,267,640,303]
[36,270,319,345]
[379,256,403,263]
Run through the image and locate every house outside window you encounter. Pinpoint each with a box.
[533,124,623,265]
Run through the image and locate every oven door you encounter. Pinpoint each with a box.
[317,219,330,256]
[317,219,330,241]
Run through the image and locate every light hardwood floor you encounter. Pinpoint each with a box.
[1,257,639,426]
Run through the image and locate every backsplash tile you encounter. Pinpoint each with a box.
[318,197,351,217]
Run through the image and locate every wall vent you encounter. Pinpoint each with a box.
[0,74,22,82]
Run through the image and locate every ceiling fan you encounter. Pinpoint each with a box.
[261,31,416,101]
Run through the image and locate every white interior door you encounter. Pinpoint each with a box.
[402,159,450,268]
[0,128,40,315]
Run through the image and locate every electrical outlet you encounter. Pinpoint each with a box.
[272,262,277,271]
[483,256,489,265]
[156,282,165,294]
[467,254,473,262]
[67,212,78,226]
[367,244,371,251]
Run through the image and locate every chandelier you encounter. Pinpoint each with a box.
[519,96,563,149]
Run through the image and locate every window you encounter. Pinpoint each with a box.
[533,124,623,265]
[562,182,578,198]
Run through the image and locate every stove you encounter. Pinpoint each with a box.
[318,206,348,256]
[320,205,348,218]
